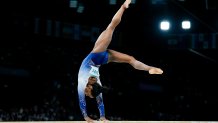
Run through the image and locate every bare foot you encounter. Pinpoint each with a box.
[123,0,131,9]
[149,68,163,74]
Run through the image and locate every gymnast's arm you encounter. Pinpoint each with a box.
[96,93,108,121]
[78,87,94,122]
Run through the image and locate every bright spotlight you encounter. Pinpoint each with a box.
[160,21,170,31]
[182,20,191,30]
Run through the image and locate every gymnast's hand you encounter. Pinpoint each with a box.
[149,67,163,74]
[99,117,109,123]
[84,116,94,123]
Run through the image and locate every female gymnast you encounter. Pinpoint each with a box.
[77,0,163,122]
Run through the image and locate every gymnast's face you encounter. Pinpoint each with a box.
[84,76,97,98]
[88,76,97,84]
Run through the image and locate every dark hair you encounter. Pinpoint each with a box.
[91,83,103,98]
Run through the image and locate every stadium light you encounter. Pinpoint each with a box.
[69,0,78,8]
[182,20,191,30]
[160,20,170,31]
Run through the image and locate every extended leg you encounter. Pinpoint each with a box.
[92,0,131,53]
[108,49,163,74]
